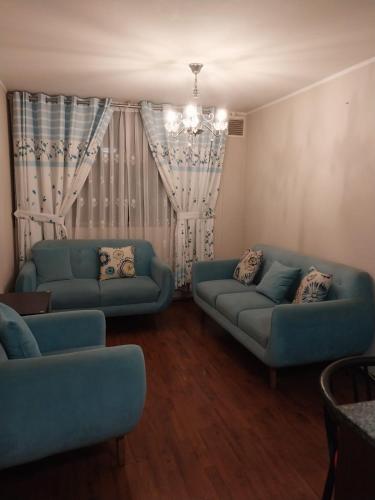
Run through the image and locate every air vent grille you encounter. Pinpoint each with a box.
[228,118,244,137]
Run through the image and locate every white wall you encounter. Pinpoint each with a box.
[0,82,14,292]
[244,61,375,277]
[214,134,246,259]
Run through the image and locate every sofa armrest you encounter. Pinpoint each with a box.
[24,310,106,354]
[0,345,146,469]
[192,259,239,289]
[15,261,37,292]
[150,256,174,309]
[267,299,375,367]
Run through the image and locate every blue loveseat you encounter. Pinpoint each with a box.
[15,239,173,316]
[193,244,375,386]
[0,306,146,469]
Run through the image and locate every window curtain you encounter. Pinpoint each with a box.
[69,109,175,267]
[141,101,227,288]
[12,92,112,266]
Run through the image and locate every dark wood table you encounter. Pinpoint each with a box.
[0,292,52,315]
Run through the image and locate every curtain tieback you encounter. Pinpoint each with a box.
[177,210,215,221]
[14,209,65,225]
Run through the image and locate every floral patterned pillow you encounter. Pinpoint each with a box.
[293,266,333,304]
[98,246,136,281]
[233,249,263,286]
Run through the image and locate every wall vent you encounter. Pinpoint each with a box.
[228,118,245,137]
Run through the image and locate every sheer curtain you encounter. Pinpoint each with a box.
[68,109,175,266]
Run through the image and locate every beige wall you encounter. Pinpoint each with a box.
[0,82,14,292]
[245,61,375,277]
[215,134,246,259]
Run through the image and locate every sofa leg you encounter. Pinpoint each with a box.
[269,368,277,389]
[116,436,125,467]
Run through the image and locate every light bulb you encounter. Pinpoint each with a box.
[214,108,228,131]
[184,104,198,119]
[183,104,200,129]
[165,109,180,134]
[216,109,227,122]
[166,109,178,123]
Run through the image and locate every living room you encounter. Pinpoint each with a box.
[1,1,375,499]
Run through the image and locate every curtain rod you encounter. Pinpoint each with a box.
[7,92,216,113]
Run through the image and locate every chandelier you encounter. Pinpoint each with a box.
[164,63,228,138]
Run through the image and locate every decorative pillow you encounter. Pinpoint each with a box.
[32,247,74,284]
[0,303,41,359]
[293,266,333,304]
[233,249,263,285]
[256,261,301,304]
[99,246,136,280]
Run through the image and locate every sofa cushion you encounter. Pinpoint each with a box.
[32,247,74,284]
[256,261,300,304]
[0,303,41,359]
[99,246,136,280]
[196,279,254,307]
[100,276,160,306]
[37,279,100,310]
[233,249,263,286]
[238,308,273,348]
[293,266,333,304]
[216,291,277,325]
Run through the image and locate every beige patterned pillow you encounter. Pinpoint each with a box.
[98,246,136,281]
[233,249,263,286]
[293,266,333,304]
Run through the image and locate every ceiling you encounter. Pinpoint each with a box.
[0,0,375,112]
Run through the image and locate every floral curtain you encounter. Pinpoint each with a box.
[69,108,175,267]
[12,92,113,266]
[141,101,227,288]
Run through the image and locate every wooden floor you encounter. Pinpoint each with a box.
[1,300,328,500]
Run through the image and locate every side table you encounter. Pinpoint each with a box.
[0,292,52,315]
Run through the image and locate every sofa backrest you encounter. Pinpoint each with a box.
[253,244,374,302]
[32,239,156,280]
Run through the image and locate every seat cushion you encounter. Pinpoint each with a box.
[0,303,41,359]
[32,247,74,284]
[216,291,277,325]
[99,276,160,307]
[196,279,254,307]
[37,279,100,310]
[238,308,274,348]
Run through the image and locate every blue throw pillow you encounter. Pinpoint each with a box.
[0,303,41,359]
[256,261,301,304]
[32,247,74,283]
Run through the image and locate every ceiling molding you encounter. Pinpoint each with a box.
[247,56,375,116]
[0,79,7,93]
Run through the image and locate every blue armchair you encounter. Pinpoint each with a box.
[0,307,146,470]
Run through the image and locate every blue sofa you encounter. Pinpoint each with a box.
[0,307,146,469]
[15,239,173,316]
[193,244,375,386]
